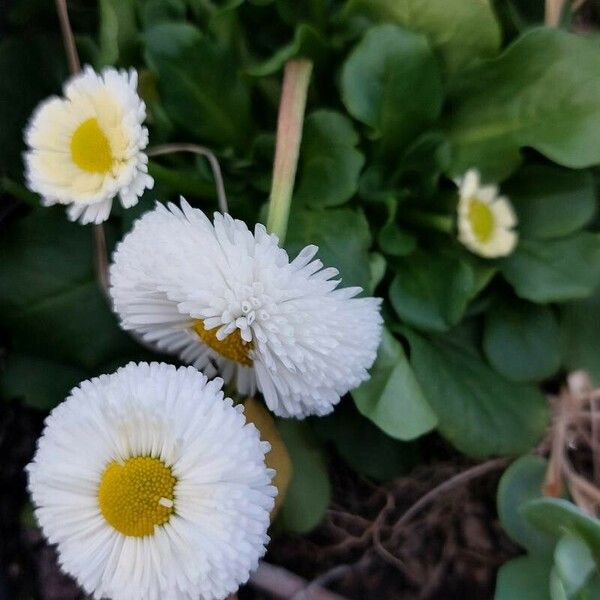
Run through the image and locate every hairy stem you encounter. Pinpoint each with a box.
[266,59,313,243]
[147,144,228,213]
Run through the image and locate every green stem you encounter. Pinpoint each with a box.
[401,210,454,234]
[1,177,39,207]
[266,59,313,243]
[148,161,218,200]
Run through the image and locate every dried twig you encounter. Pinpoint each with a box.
[250,561,348,600]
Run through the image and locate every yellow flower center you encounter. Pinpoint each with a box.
[468,198,495,243]
[193,320,253,366]
[70,117,114,173]
[97,456,176,537]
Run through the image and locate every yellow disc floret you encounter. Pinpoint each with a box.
[98,456,176,537]
[70,117,114,173]
[193,320,253,366]
[468,198,495,243]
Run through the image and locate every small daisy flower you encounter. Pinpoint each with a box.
[457,169,518,258]
[27,362,275,600]
[24,66,153,224]
[110,200,383,418]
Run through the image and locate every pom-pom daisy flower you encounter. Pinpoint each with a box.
[110,200,383,418]
[27,362,275,600]
[456,169,518,258]
[24,66,153,224]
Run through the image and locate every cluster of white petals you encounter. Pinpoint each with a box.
[28,362,275,600]
[24,66,153,224]
[110,200,383,418]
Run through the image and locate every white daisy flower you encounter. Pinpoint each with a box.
[456,169,518,258]
[27,362,275,600]
[110,200,383,418]
[24,66,153,224]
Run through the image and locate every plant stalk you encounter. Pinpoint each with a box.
[266,59,313,243]
[401,210,454,234]
[55,0,110,299]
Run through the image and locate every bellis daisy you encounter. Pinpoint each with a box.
[27,362,275,600]
[24,66,153,224]
[457,169,518,258]
[110,200,382,418]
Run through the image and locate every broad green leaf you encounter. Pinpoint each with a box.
[446,28,600,180]
[0,354,87,410]
[285,207,372,290]
[561,286,600,385]
[295,110,364,208]
[246,24,327,76]
[501,234,600,303]
[495,555,552,600]
[276,420,331,533]
[344,0,501,75]
[313,400,419,481]
[497,455,556,555]
[389,249,477,332]
[0,209,139,371]
[144,23,252,149]
[352,329,437,440]
[523,498,600,568]
[483,299,561,382]
[341,24,443,156]
[97,0,137,67]
[404,328,549,457]
[554,532,596,597]
[504,166,596,240]
[550,567,568,600]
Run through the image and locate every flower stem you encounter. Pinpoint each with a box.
[266,59,313,243]
[147,144,228,213]
[401,210,454,234]
[55,0,111,299]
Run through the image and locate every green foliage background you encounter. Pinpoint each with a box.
[2,1,600,595]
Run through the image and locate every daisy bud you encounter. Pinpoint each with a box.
[457,169,518,258]
[27,362,275,600]
[110,200,383,418]
[24,66,154,224]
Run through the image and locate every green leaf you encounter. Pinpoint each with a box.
[495,555,552,600]
[561,285,600,385]
[0,354,87,410]
[97,0,137,67]
[523,498,600,568]
[501,234,600,303]
[352,329,437,441]
[144,23,252,149]
[483,299,561,382]
[246,24,327,76]
[139,0,186,29]
[313,400,419,481]
[403,328,549,457]
[389,249,477,332]
[295,110,364,208]
[446,28,600,180]
[368,252,386,294]
[0,209,139,371]
[504,166,596,240]
[344,0,501,75]
[276,420,331,533]
[377,200,417,257]
[341,24,443,156]
[554,532,596,597]
[285,207,372,290]
[497,455,556,554]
